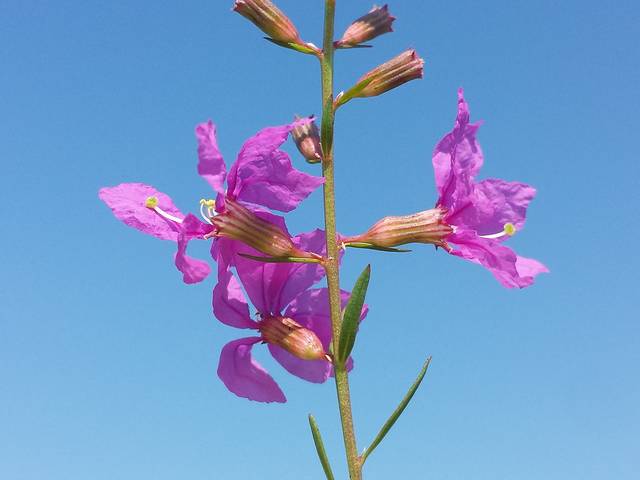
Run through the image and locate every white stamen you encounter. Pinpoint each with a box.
[199,199,217,225]
[479,223,516,239]
[152,206,183,224]
[199,203,213,225]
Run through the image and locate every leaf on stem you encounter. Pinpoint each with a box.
[264,37,320,55]
[336,264,371,364]
[361,356,432,464]
[237,253,322,264]
[344,242,412,253]
[308,414,335,480]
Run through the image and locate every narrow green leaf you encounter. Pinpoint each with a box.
[335,77,374,108]
[361,356,432,464]
[308,414,335,480]
[335,43,373,49]
[344,242,412,253]
[263,37,319,55]
[337,264,371,364]
[237,253,322,264]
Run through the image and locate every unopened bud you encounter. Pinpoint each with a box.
[259,316,330,361]
[336,49,424,107]
[233,0,300,44]
[342,208,453,250]
[212,199,316,260]
[335,4,395,49]
[292,116,323,164]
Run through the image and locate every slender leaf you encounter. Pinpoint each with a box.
[308,414,335,480]
[344,242,412,253]
[237,253,322,264]
[264,37,319,55]
[337,264,371,364]
[361,356,432,464]
[335,43,373,49]
[334,77,374,108]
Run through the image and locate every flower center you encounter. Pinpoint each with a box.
[199,198,216,224]
[144,196,183,224]
[479,222,517,239]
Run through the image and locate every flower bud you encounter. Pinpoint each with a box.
[259,316,329,361]
[212,199,316,260]
[337,49,424,106]
[342,208,453,250]
[292,116,323,164]
[233,0,300,44]
[335,4,395,48]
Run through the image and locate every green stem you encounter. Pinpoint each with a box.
[319,1,362,479]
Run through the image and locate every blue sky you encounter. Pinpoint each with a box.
[1,1,639,478]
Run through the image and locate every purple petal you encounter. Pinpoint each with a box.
[432,89,483,214]
[449,230,544,288]
[516,256,549,280]
[213,270,257,329]
[174,214,213,284]
[449,179,537,235]
[98,183,183,241]
[226,121,324,212]
[268,344,331,384]
[196,120,227,194]
[217,337,286,403]
[234,228,327,315]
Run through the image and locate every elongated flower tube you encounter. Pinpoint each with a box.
[211,198,319,261]
[99,118,324,281]
[335,4,395,49]
[344,90,548,288]
[233,0,301,45]
[336,49,424,107]
[215,230,368,403]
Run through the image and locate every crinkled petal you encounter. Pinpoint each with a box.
[449,230,543,288]
[432,89,483,214]
[196,120,227,194]
[234,228,327,315]
[217,337,286,403]
[267,344,331,384]
[449,179,537,235]
[213,270,256,329]
[284,288,368,380]
[174,214,212,284]
[98,183,183,241]
[516,255,549,280]
[226,120,324,212]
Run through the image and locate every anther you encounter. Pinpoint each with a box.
[144,196,183,224]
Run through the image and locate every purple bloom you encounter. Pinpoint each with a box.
[343,89,547,288]
[99,119,323,282]
[432,89,549,288]
[214,230,368,403]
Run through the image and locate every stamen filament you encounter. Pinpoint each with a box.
[199,198,216,224]
[145,196,183,224]
[479,222,516,239]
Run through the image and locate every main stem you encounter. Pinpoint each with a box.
[319,1,362,479]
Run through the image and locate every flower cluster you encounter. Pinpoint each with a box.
[99,2,546,407]
[99,119,360,401]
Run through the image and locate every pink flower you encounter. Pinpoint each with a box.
[98,119,324,282]
[215,229,368,403]
[432,89,549,288]
[343,89,548,288]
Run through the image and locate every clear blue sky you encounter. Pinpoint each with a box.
[1,1,639,478]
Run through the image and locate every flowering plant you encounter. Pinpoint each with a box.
[100,1,546,478]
